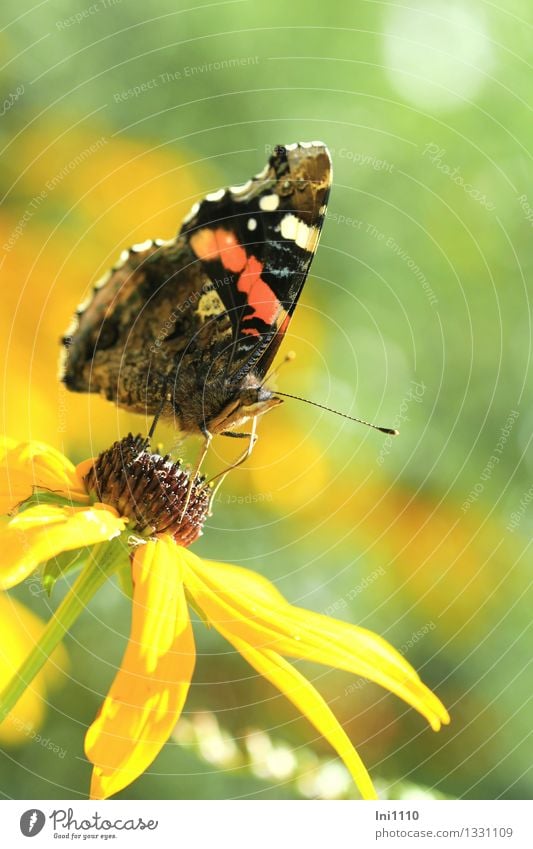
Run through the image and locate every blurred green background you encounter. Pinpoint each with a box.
[1,0,532,800]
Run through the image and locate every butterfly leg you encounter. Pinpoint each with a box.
[221,415,258,473]
[206,417,258,514]
[148,380,172,440]
[179,428,212,523]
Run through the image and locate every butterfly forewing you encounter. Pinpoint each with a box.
[61,142,332,435]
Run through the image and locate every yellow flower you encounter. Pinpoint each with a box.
[0,593,67,745]
[0,435,449,801]
[0,436,88,516]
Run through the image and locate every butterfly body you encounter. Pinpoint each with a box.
[61,142,332,439]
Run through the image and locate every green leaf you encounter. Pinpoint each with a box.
[17,490,84,512]
[41,546,92,596]
[185,587,212,629]
[117,561,133,598]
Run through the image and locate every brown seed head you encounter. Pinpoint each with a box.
[83,434,210,546]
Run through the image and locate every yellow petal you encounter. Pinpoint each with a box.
[0,439,88,514]
[184,555,449,731]
[0,437,17,458]
[0,593,68,745]
[223,629,377,799]
[85,537,195,800]
[0,503,127,590]
[75,458,97,481]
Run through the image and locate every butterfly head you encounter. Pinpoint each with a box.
[205,374,283,435]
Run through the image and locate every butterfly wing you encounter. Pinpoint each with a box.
[180,142,332,384]
[61,143,332,424]
[60,236,214,413]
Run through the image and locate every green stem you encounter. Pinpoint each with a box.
[0,538,126,724]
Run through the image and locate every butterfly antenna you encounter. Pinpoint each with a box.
[275,391,399,435]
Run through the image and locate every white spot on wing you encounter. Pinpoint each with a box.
[280,214,318,251]
[230,180,253,195]
[131,239,153,252]
[93,270,112,291]
[183,201,200,224]
[254,163,270,180]
[280,213,299,241]
[65,315,79,334]
[304,225,320,253]
[76,295,92,314]
[247,218,258,231]
[116,249,130,268]
[205,188,225,202]
[259,194,280,212]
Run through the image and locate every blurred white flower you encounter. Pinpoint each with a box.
[382,1,494,110]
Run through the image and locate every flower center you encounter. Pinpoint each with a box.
[83,434,210,546]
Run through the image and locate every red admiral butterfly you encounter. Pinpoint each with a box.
[62,142,396,506]
[61,143,332,461]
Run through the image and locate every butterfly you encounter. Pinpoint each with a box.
[61,142,332,481]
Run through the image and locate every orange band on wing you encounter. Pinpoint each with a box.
[217,231,247,273]
[190,231,282,337]
[237,256,280,334]
[190,228,247,273]
[189,228,219,261]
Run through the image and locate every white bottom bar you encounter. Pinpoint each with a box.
[4,799,531,848]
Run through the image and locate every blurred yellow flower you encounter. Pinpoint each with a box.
[0,435,449,801]
[0,436,88,515]
[0,593,67,746]
[0,128,211,452]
